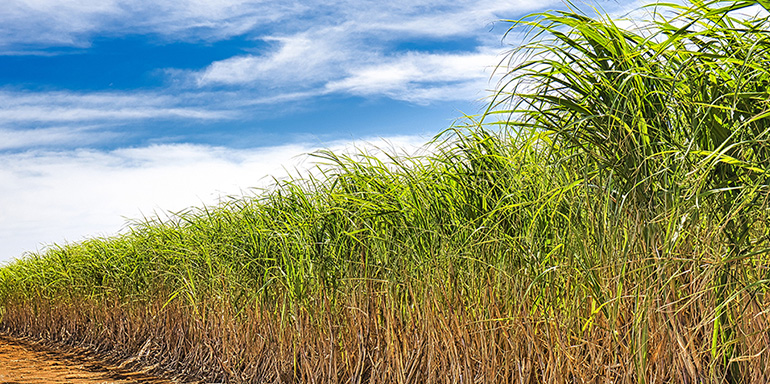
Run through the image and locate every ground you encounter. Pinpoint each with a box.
[0,334,176,384]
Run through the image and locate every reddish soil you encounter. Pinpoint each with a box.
[0,334,176,384]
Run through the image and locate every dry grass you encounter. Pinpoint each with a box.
[3,250,770,383]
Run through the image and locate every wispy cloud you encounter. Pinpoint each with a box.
[181,0,580,105]
[192,25,505,103]
[349,0,556,39]
[324,48,501,103]
[1,0,306,49]
[1,0,585,116]
[3,0,122,48]
[0,125,118,151]
[0,90,233,124]
[2,0,559,49]
[195,32,349,87]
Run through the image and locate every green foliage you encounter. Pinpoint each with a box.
[1,1,770,382]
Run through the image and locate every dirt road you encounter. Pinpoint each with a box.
[0,334,176,384]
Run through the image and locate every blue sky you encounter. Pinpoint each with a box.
[0,0,645,263]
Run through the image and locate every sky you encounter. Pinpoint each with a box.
[0,0,646,263]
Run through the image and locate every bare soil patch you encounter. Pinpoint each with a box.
[0,334,176,384]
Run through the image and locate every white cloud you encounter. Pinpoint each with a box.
[1,0,583,109]
[0,135,429,264]
[0,0,306,48]
[1,0,561,50]
[353,0,557,39]
[2,0,122,47]
[182,0,578,104]
[195,32,348,86]
[0,90,233,124]
[0,107,228,122]
[191,21,507,102]
[324,48,501,103]
[196,46,502,104]
[0,125,118,150]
